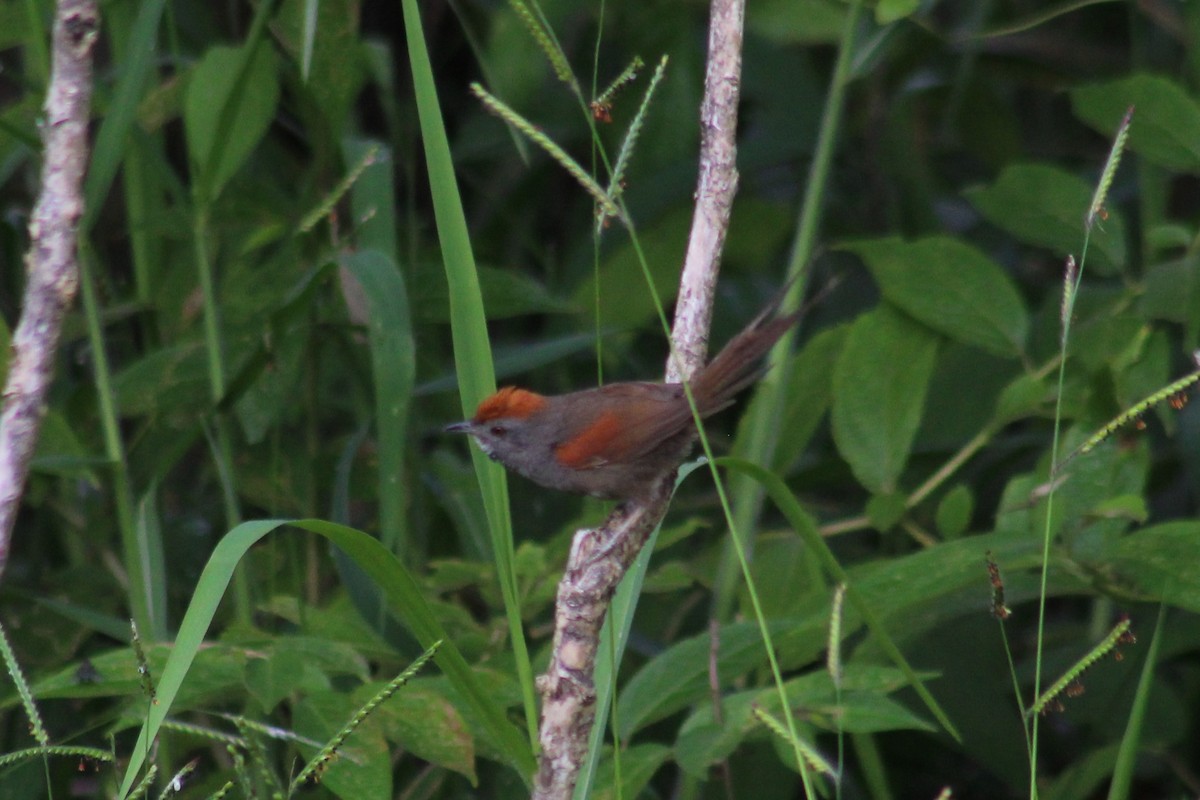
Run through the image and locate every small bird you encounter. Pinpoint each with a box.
[445,292,801,501]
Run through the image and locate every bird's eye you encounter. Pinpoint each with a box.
[490,425,507,436]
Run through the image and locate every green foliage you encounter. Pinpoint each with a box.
[1,1,1199,799]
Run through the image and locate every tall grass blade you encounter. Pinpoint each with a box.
[400,0,538,752]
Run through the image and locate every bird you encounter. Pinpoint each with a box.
[445,291,801,501]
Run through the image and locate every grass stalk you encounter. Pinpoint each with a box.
[399,0,539,752]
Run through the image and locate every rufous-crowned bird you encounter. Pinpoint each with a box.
[445,292,800,501]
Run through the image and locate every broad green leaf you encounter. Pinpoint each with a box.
[844,236,1028,355]
[1072,74,1200,173]
[764,323,847,472]
[1110,522,1200,612]
[400,0,535,750]
[244,637,369,712]
[184,44,280,199]
[369,681,477,783]
[617,621,789,739]
[965,163,1126,275]
[831,307,939,493]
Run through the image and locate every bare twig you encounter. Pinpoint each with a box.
[0,0,99,579]
[532,0,746,795]
[667,0,745,383]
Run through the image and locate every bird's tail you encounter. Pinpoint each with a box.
[688,292,803,416]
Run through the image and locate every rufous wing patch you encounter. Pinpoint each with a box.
[474,386,547,422]
[554,411,624,469]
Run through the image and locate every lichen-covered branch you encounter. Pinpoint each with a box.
[0,0,99,579]
[532,0,746,795]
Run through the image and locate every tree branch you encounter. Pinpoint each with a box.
[532,0,745,795]
[0,0,99,580]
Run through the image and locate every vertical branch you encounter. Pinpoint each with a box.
[667,0,745,383]
[533,0,746,796]
[0,0,99,579]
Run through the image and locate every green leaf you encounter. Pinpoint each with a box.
[184,44,280,199]
[965,163,1126,275]
[244,637,368,712]
[370,681,477,783]
[995,371,1051,423]
[843,236,1029,355]
[295,689,392,799]
[766,323,847,472]
[936,485,974,539]
[1110,522,1200,612]
[831,307,939,493]
[617,621,784,739]
[1072,74,1200,172]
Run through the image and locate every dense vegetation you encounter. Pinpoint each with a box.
[1,0,1198,797]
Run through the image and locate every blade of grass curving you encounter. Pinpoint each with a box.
[399,0,537,752]
[341,251,414,559]
[114,519,535,799]
[714,0,864,622]
[1107,606,1163,800]
[716,456,961,741]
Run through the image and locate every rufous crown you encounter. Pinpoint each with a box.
[473,386,547,422]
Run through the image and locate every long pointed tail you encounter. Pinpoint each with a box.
[689,296,802,416]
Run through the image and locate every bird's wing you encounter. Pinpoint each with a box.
[553,383,692,469]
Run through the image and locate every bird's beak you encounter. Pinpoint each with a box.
[443,421,473,434]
